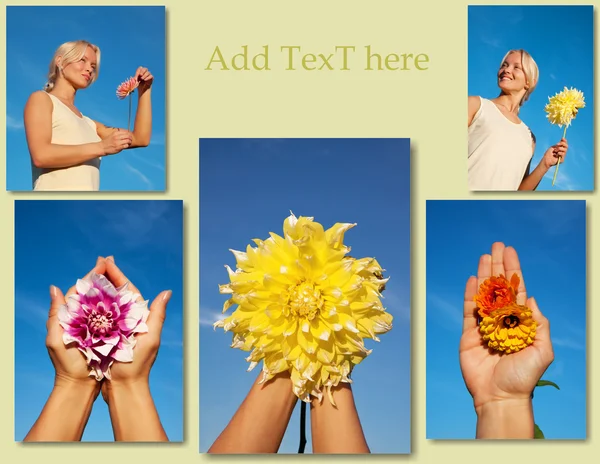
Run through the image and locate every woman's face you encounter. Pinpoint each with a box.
[497,52,528,93]
[60,46,97,90]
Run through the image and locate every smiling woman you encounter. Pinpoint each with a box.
[467,49,568,191]
[23,40,154,191]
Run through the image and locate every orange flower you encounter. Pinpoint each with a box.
[474,274,520,317]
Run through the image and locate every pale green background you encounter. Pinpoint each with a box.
[1,0,595,460]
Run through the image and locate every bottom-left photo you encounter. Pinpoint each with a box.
[14,200,183,442]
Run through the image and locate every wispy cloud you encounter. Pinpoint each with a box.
[552,337,585,351]
[7,114,23,130]
[200,307,224,328]
[123,161,154,190]
[480,36,502,49]
[382,289,410,321]
[15,293,48,332]
[428,293,463,326]
[150,132,165,146]
[129,152,165,172]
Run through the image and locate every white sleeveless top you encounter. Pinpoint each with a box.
[468,97,533,191]
[32,93,102,191]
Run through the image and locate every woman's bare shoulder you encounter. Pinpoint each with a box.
[26,90,52,107]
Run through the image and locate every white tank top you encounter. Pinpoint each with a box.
[468,97,533,191]
[32,93,102,191]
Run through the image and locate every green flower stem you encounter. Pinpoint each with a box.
[128,93,132,132]
[552,125,568,187]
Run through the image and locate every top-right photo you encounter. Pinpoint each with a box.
[467,5,593,192]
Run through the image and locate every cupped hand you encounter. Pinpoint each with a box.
[543,138,568,169]
[459,242,554,410]
[100,257,171,399]
[135,67,154,94]
[101,129,133,155]
[46,257,106,390]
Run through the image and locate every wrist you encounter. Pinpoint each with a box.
[54,375,99,398]
[476,398,534,439]
[97,141,107,156]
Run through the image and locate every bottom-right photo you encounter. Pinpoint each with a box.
[426,200,586,440]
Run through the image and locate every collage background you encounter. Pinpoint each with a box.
[1,0,595,461]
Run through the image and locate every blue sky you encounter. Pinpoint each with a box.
[468,6,594,191]
[426,200,586,440]
[14,200,183,442]
[6,6,166,191]
[199,139,411,453]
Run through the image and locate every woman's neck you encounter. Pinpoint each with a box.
[494,93,523,113]
[50,80,77,105]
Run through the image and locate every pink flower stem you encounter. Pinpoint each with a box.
[552,125,568,187]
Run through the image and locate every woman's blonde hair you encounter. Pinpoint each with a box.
[499,49,538,106]
[44,40,101,92]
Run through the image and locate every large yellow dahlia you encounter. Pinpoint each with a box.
[214,213,393,404]
[479,303,536,353]
[544,87,585,128]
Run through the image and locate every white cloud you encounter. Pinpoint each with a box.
[7,114,23,130]
[428,293,463,326]
[123,161,154,190]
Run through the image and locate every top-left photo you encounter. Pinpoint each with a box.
[6,6,166,192]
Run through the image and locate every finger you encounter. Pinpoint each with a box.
[48,285,67,320]
[491,242,505,277]
[477,254,492,290]
[135,66,143,78]
[147,290,172,336]
[504,246,527,304]
[104,258,143,298]
[527,297,553,362]
[463,276,478,333]
[66,257,106,298]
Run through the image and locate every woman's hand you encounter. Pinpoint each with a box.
[100,257,171,397]
[460,242,554,409]
[97,256,171,441]
[543,138,568,169]
[101,129,133,155]
[47,257,106,393]
[135,67,154,95]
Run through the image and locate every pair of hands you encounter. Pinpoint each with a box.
[46,256,169,403]
[542,138,568,170]
[102,66,154,155]
[460,243,554,412]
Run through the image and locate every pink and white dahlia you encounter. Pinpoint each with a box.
[116,76,139,99]
[58,273,149,380]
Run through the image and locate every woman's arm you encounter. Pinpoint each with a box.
[468,96,481,127]
[95,67,153,148]
[208,372,298,453]
[103,380,168,442]
[24,92,106,169]
[476,399,534,439]
[24,380,99,442]
[310,384,370,454]
[519,138,568,190]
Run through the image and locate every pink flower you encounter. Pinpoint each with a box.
[58,273,149,380]
[116,76,139,99]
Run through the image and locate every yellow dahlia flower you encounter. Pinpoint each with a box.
[545,87,585,128]
[479,303,536,353]
[214,213,393,404]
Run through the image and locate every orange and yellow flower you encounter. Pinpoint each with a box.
[474,274,520,317]
[479,303,537,353]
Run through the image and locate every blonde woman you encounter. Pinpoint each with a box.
[468,49,568,191]
[24,40,153,191]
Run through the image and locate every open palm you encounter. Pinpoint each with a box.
[459,242,554,409]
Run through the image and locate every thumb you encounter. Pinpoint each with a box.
[528,297,553,355]
[48,285,66,319]
[147,290,172,335]
[47,285,67,332]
